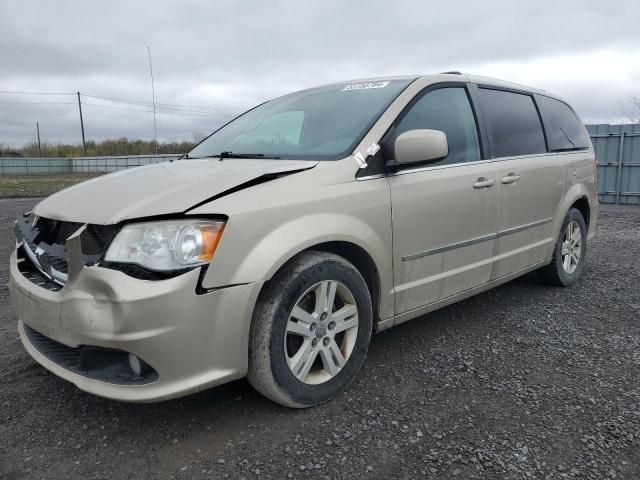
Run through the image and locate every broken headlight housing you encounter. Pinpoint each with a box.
[104,220,225,271]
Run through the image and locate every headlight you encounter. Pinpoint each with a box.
[104,220,225,271]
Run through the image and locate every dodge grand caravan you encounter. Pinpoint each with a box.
[10,73,597,407]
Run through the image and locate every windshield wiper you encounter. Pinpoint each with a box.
[213,151,281,160]
[188,152,282,160]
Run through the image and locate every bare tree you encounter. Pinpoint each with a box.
[621,96,640,124]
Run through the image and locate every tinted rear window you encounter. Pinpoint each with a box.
[478,88,547,158]
[536,95,590,151]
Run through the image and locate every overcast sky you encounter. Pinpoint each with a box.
[1,0,639,148]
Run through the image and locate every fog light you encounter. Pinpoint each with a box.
[128,353,144,376]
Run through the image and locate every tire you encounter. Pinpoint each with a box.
[248,251,373,408]
[538,208,587,287]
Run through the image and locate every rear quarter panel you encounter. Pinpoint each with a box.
[552,150,598,249]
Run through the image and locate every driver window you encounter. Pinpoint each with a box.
[394,87,481,166]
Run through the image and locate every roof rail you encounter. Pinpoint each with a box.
[440,71,462,75]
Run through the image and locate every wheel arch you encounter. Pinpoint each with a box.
[570,196,591,231]
[253,241,383,330]
[553,184,593,242]
[305,241,381,327]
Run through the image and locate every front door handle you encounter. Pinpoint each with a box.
[501,173,521,184]
[473,177,496,189]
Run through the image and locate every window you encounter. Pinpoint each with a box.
[536,95,590,151]
[188,79,412,160]
[227,111,305,151]
[477,88,547,158]
[393,87,480,165]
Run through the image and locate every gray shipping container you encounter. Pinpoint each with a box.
[587,124,640,205]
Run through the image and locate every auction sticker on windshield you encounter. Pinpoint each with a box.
[341,81,390,91]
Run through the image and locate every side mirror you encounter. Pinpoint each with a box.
[394,129,448,164]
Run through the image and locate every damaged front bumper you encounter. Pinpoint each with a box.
[9,229,263,402]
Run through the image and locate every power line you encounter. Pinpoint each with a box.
[56,102,80,115]
[160,105,242,116]
[157,101,240,111]
[157,111,236,118]
[0,90,75,96]
[82,102,153,113]
[0,90,244,112]
[83,117,221,127]
[157,103,240,114]
[81,93,241,111]
[81,93,164,107]
[0,101,76,105]
[2,88,242,145]
[0,104,77,118]
[82,101,236,117]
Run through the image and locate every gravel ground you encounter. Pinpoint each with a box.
[1,198,639,480]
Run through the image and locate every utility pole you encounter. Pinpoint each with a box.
[77,92,86,155]
[36,121,42,157]
[147,46,158,154]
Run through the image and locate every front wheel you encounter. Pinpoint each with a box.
[538,208,587,287]
[248,251,373,408]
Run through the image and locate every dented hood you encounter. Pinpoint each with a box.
[33,158,316,224]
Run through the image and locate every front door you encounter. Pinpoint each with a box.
[386,86,499,317]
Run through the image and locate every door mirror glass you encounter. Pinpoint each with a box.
[394,129,448,164]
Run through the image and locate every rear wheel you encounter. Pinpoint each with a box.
[538,208,587,287]
[248,251,372,408]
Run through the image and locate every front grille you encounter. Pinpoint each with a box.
[17,249,63,292]
[33,217,118,257]
[35,217,82,244]
[23,234,69,274]
[15,215,119,287]
[46,254,69,273]
[24,324,158,385]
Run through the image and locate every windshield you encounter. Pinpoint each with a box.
[188,79,413,160]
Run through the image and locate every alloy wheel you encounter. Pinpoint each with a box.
[284,280,359,385]
[561,220,582,274]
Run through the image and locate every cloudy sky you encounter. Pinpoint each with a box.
[1,0,639,148]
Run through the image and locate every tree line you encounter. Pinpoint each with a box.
[0,137,200,157]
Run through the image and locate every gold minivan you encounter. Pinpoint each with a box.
[10,73,598,407]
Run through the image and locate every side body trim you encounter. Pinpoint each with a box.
[402,217,553,261]
[392,258,551,326]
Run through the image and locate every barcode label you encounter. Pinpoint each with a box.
[341,81,390,91]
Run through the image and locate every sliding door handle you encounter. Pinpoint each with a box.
[501,173,521,184]
[473,177,495,189]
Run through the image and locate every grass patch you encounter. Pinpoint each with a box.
[0,174,102,198]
